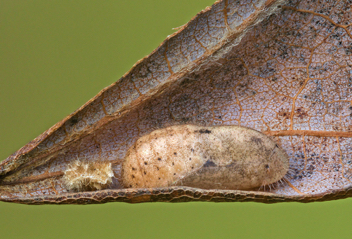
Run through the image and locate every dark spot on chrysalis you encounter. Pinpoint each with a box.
[157,167,159,170]
[225,162,236,168]
[132,167,136,171]
[158,157,161,161]
[174,152,177,156]
[204,160,217,167]
[251,136,263,145]
[191,148,194,152]
[172,162,174,166]
[265,164,270,169]
[158,178,161,180]
[189,158,192,160]
[144,162,147,165]
[132,175,135,178]
[144,171,146,175]
[174,173,176,175]
[196,129,212,134]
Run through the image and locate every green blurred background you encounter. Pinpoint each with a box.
[1,1,351,238]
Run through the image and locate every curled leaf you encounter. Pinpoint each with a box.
[1,0,352,204]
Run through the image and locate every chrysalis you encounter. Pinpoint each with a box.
[122,125,289,190]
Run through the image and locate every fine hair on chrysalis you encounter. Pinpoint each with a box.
[63,159,114,191]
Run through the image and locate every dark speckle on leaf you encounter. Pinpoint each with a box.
[69,117,79,126]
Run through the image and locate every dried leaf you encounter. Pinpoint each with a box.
[1,0,352,204]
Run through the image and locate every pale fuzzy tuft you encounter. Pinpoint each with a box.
[63,160,114,192]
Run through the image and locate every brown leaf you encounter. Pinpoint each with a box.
[1,0,352,204]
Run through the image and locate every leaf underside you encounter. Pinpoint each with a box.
[1,0,352,204]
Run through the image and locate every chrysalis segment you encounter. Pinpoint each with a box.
[63,160,114,191]
[122,125,289,190]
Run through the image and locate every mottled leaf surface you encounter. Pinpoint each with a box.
[1,0,352,204]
